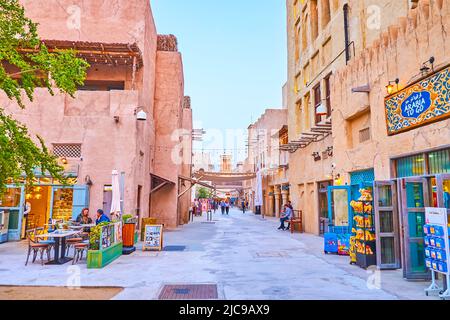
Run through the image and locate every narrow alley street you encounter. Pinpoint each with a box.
[0,208,433,300]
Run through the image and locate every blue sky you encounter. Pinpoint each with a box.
[151,0,287,164]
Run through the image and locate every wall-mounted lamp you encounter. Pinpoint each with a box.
[60,157,68,165]
[386,78,400,95]
[334,173,342,186]
[315,102,328,116]
[134,108,147,121]
[114,116,120,123]
[420,56,435,76]
[85,175,93,187]
[326,146,334,157]
[312,152,322,161]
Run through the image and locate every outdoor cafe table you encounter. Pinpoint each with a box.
[69,224,96,230]
[36,230,81,265]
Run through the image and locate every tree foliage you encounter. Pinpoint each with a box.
[0,0,89,193]
[196,187,212,199]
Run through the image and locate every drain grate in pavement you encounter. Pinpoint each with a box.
[163,246,186,252]
[254,251,291,258]
[159,284,218,300]
[201,222,216,224]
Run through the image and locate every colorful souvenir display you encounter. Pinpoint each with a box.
[350,189,376,269]
[423,223,448,275]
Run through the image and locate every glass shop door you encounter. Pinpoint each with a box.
[436,174,450,212]
[327,186,353,232]
[374,181,401,269]
[399,177,430,280]
[0,185,25,241]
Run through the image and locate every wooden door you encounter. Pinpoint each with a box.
[374,181,401,269]
[399,177,430,280]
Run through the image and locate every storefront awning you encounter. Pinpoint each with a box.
[150,174,175,194]
[192,171,256,183]
[179,175,215,190]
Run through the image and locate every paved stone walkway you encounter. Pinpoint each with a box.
[0,208,436,300]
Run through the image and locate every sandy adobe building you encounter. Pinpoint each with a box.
[285,0,414,235]
[330,0,450,277]
[0,0,193,241]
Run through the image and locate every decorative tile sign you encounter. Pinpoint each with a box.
[385,66,450,135]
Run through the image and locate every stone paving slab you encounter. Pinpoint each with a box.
[0,208,437,300]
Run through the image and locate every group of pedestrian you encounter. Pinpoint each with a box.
[220,200,230,215]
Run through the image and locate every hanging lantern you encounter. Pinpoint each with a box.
[316,102,328,116]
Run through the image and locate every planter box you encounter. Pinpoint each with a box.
[87,242,123,269]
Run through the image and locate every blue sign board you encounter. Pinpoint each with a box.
[400,91,431,118]
[385,66,450,135]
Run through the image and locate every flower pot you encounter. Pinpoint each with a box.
[122,223,135,247]
[122,223,136,255]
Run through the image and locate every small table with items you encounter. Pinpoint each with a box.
[36,230,81,265]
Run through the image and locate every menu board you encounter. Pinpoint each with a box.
[143,225,163,251]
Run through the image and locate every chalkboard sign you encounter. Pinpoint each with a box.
[143,224,163,251]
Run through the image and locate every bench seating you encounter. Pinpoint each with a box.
[287,210,303,233]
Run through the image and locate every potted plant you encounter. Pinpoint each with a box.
[122,214,136,255]
[87,221,123,268]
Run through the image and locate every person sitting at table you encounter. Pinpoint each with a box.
[95,209,111,225]
[76,208,93,225]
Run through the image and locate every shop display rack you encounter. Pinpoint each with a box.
[424,208,450,300]
[351,200,376,269]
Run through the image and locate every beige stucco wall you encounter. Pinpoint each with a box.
[151,51,186,228]
[331,0,450,183]
[2,1,192,226]
[245,109,287,217]
[286,0,412,234]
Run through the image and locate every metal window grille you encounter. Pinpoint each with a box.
[52,144,82,158]
[359,128,371,143]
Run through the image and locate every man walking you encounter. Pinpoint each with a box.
[225,200,230,215]
[220,200,226,215]
[241,199,246,213]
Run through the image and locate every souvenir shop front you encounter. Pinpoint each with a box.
[325,169,375,265]
[381,148,450,279]
[325,65,450,280]
[0,176,89,242]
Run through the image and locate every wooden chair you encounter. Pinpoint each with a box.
[25,228,51,266]
[286,210,303,234]
[66,236,84,256]
[35,227,55,250]
[72,242,89,264]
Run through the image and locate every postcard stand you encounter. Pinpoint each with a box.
[424,208,450,300]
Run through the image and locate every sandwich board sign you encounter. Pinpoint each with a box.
[143,224,163,251]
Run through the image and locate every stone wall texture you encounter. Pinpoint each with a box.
[331,0,450,183]
[2,0,192,228]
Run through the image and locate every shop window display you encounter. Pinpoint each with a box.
[0,188,22,208]
[52,188,74,222]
